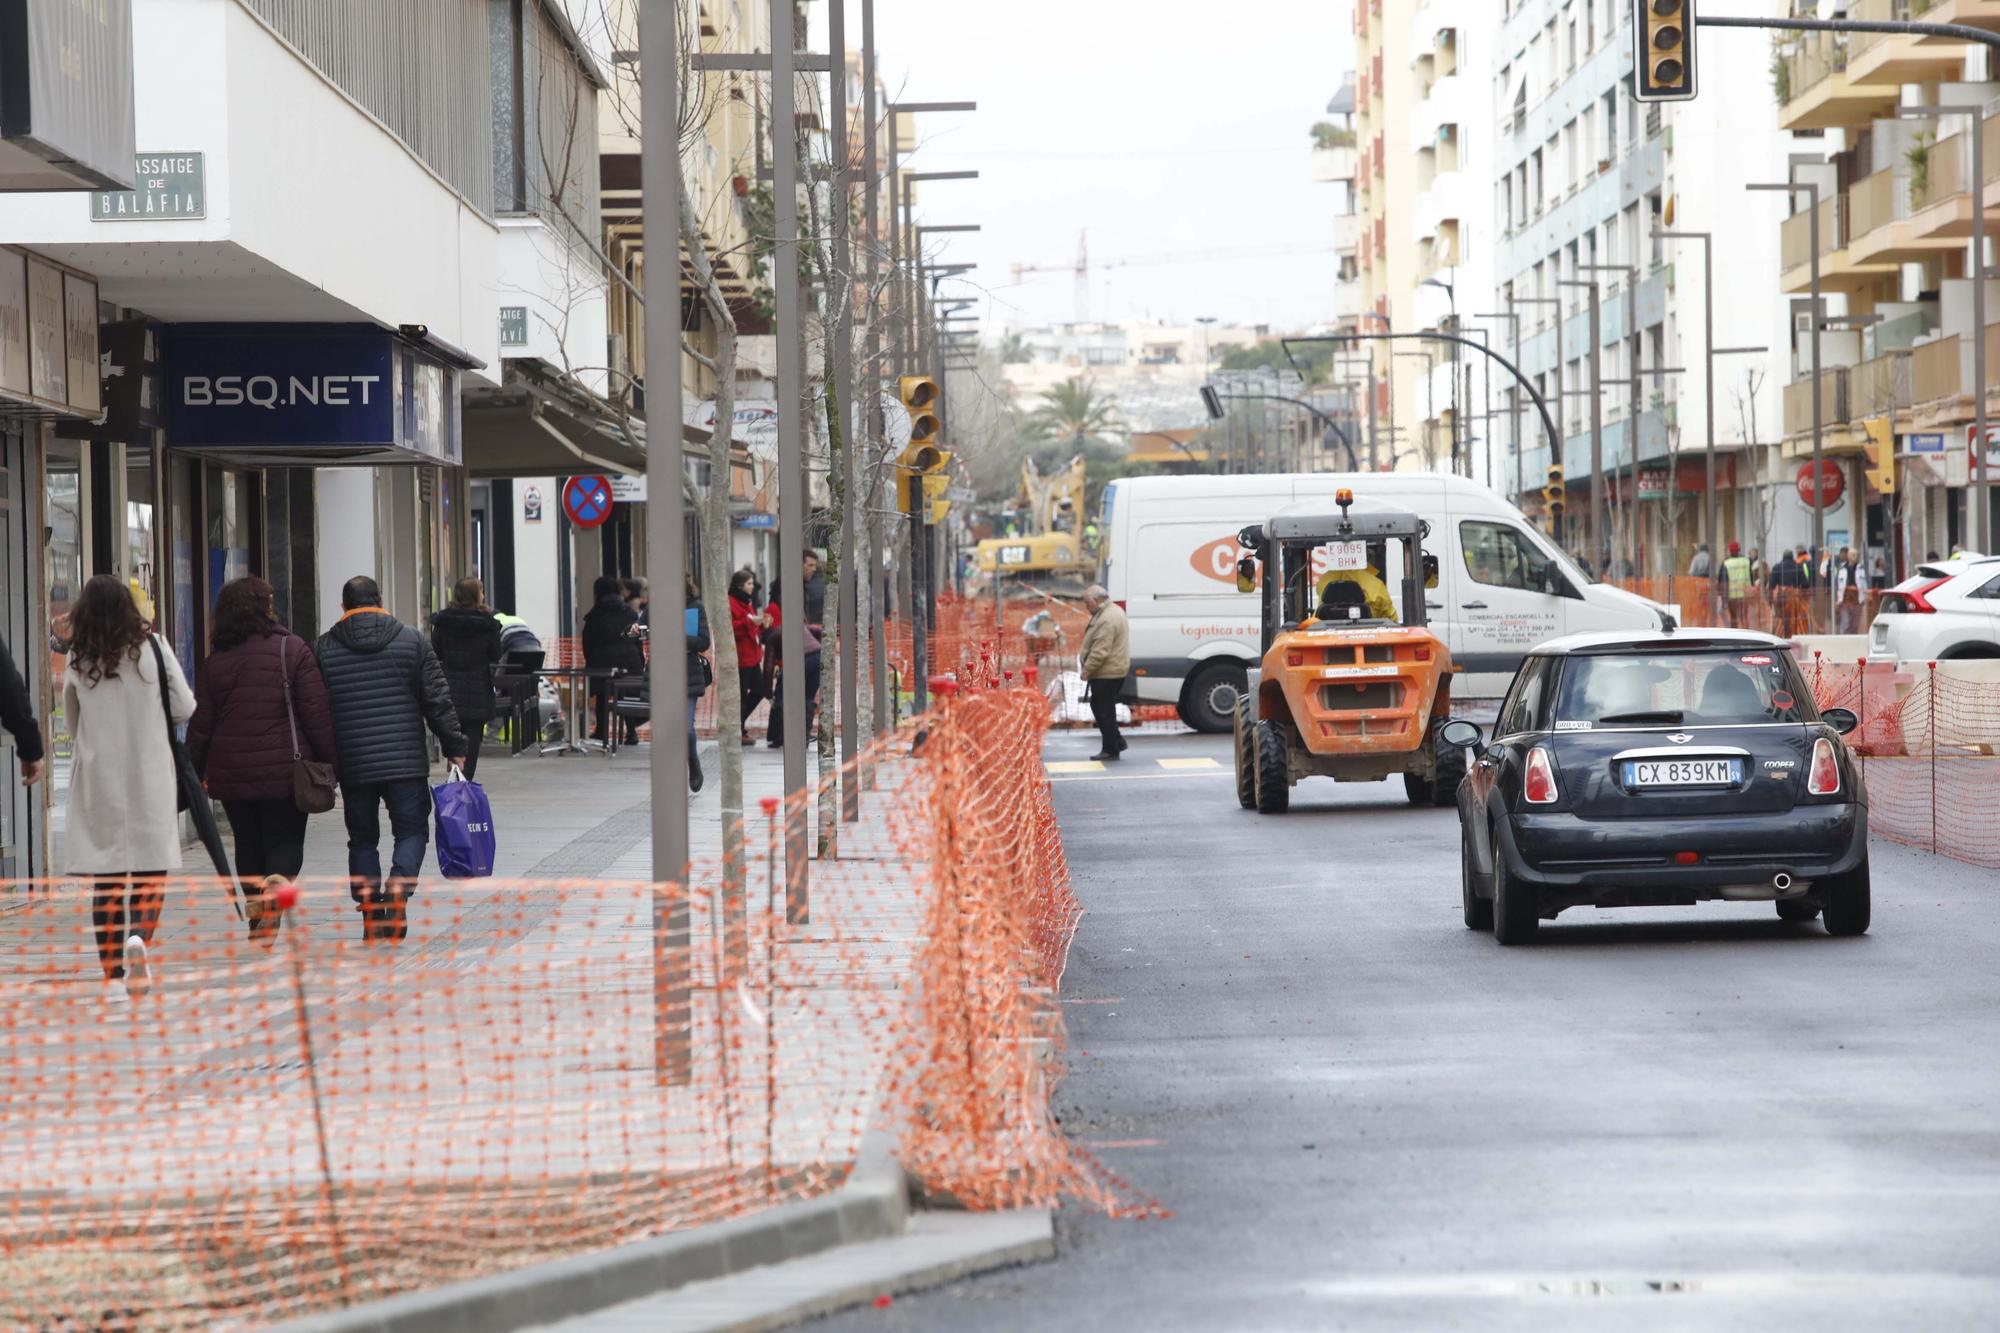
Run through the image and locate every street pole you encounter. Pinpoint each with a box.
[1560,279,1605,564]
[1658,232,1717,563]
[862,0,888,745]
[771,0,809,916]
[640,0,690,1086]
[1581,263,1640,576]
[1475,309,1524,501]
[829,0,859,823]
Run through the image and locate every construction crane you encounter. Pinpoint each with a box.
[1009,232,1339,324]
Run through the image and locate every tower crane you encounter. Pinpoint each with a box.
[1009,233,1338,325]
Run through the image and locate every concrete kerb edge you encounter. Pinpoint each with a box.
[271,1134,911,1333]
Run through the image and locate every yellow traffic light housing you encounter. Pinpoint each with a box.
[897,448,952,512]
[900,375,941,446]
[1542,464,1568,521]
[1863,417,1896,496]
[1633,0,1696,103]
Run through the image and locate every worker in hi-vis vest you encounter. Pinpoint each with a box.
[1716,540,1753,628]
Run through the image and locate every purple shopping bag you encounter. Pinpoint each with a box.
[432,767,497,879]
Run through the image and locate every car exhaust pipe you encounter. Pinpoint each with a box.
[1773,872,1793,893]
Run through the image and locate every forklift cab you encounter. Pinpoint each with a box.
[1235,492,1439,654]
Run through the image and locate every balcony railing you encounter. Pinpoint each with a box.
[1781,194,1843,270]
[1851,0,1945,57]
[1778,30,1849,107]
[1783,367,1850,437]
[1849,350,1914,416]
[1846,165,1898,239]
[1912,324,2000,406]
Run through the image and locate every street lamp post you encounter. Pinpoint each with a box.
[1421,275,1459,474]
[1394,351,1438,467]
[1559,279,1607,565]
[1749,176,1827,628]
[1654,231,1720,562]
[1474,309,1524,502]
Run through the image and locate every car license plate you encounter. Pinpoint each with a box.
[1624,758,1741,788]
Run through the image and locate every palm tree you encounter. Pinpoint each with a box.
[998,332,1031,364]
[1027,376,1118,444]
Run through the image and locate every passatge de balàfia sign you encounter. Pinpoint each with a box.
[164,323,460,462]
[92,153,204,220]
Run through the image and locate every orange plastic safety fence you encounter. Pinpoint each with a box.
[1608,576,1885,637]
[0,700,1151,1329]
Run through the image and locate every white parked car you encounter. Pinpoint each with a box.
[1869,556,2000,662]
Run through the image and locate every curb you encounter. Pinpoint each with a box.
[274,1137,909,1333]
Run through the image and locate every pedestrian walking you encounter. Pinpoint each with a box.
[582,575,644,745]
[186,577,337,944]
[1716,541,1753,628]
[0,632,45,791]
[316,576,466,942]
[429,578,503,779]
[765,559,824,749]
[728,569,768,742]
[1687,543,1712,579]
[1079,583,1130,761]
[684,574,712,791]
[1835,546,1868,635]
[1768,546,1810,639]
[622,576,651,628]
[61,575,194,1000]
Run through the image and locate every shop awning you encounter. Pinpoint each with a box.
[462,361,652,478]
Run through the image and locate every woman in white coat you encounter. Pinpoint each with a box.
[63,575,194,1000]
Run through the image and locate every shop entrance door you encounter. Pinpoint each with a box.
[0,428,37,880]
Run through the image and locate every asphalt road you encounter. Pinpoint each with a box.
[815,726,2000,1333]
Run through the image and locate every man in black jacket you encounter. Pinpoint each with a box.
[0,636,43,789]
[317,576,465,942]
[582,575,644,744]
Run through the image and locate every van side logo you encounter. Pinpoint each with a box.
[1189,536,1254,585]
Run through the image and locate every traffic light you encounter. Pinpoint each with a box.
[898,448,952,512]
[925,471,952,524]
[1542,465,1568,523]
[1863,417,1896,496]
[1632,0,1696,103]
[900,374,941,448]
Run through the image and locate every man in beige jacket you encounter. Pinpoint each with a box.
[1079,584,1130,760]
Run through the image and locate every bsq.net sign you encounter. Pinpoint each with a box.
[166,325,397,448]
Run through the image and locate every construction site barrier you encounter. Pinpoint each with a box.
[0,693,1152,1330]
[1608,575,1885,638]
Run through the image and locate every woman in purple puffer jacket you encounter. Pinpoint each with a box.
[186,577,337,940]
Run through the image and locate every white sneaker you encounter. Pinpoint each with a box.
[103,979,130,1007]
[123,934,151,999]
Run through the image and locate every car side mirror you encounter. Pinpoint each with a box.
[1423,553,1440,589]
[1821,706,1859,736]
[1236,557,1258,594]
[1440,719,1483,751]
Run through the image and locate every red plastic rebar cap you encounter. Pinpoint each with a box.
[272,882,300,912]
[759,796,780,816]
[929,674,960,697]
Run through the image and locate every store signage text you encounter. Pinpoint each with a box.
[0,247,99,417]
[91,152,206,220]
[181,374,383,409]
[499,306,528,346]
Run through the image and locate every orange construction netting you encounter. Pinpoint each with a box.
[0,690,1152,1330]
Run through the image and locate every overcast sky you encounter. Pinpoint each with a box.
[856,0,1353,334]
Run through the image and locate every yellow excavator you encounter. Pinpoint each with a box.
[974,456,1091,594]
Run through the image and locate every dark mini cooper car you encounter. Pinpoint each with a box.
[1443,631,1868,945]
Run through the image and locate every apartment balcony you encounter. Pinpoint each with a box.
[1846,0,1974,86]
[1414,169,1465,243]
[1775,30,1899,132]
[1778,191,1900,296]
[1894,0,2000,48]
[1781,351,1920,458]
[1840,162,1965,272]
[1908,325,2000,433]
[1311,144,1358,186]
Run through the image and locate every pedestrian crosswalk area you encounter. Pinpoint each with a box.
[1045,756,1222,777]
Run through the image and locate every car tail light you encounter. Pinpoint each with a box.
[1412,644,1432,662]
[1285,651,1304,667]
[1807,737,1841,795]
[1674,851,1700,865]
[1889,576,1951,614]
[1524,747,1559,805]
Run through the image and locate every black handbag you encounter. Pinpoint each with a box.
[279,635,338,814]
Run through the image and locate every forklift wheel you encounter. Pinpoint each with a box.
[1254,720,1290,814]
[1233,697,1256,810]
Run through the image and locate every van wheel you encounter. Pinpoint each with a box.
[1232,696,1257,809]
[1254,720,1290,814]
[1180,662,1248,734]
[1822,859,1871,937]
[1491,834,1540,945]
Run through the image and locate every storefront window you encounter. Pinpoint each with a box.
[45,440,82,654]
[170,458,196,672]
[126,447,157,624]
[205,464,254,615]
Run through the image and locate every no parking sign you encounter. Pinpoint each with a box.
[562,475,614,529]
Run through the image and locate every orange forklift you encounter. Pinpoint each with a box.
[1231,489,1464,811]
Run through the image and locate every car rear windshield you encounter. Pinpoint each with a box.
[1555,650,1813,727]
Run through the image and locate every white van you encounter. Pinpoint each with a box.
[1099,472,1673,730]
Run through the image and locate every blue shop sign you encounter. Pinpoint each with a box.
[164,323,460,462]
